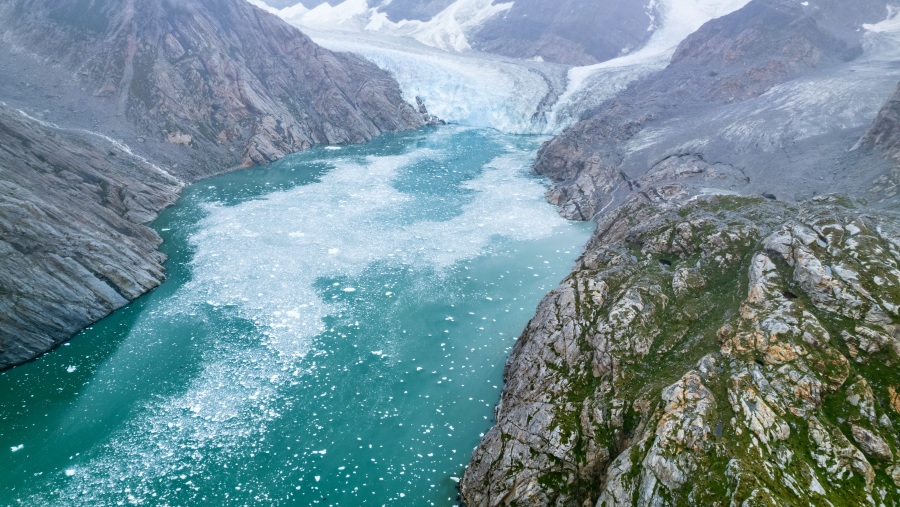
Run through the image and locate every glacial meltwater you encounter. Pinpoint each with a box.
[0,127,591,506]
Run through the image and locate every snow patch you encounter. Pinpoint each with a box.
[273,0,512,53]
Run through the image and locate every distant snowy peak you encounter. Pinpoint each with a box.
[250,0,761,65]
[253,0,511,52]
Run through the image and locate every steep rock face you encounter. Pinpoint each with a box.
[461,194,900,506]
[534,0,897,220]
[865,82,900,157]
[0,104,183,369]
[866,82,900,199]
[471,0,655,66]
[0,0,426,180]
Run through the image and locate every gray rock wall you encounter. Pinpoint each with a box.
[0,105,182,369]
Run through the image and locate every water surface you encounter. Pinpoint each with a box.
[0,126,591,506]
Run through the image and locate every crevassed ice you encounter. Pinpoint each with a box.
[305,28,555,134]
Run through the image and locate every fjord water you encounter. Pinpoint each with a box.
[0,127,591,506]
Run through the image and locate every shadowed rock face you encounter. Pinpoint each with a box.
[866,83,900,198]
[865,83,900,159]
[471,0,655,66]
[533,0,898,221]
[0,105,183,369]
[0,0,425,180]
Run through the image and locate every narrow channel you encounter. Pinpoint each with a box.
[0,126,591,506]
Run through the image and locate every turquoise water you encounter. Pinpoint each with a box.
[0,126,591,506]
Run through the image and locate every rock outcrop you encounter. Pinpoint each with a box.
[865,82,900,198]
[865,82,900,159]
[0,0,427,179]
[461,194,900,506]
[0,104,182,368]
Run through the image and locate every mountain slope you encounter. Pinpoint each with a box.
[0,0,428,369]
[470,0,656,66]
[461,194,900,506]
[865,82,900,199]
[0,0,426,179]
[865,82,900,161]
[534,0,899,221]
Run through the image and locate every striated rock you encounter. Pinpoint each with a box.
[851,425,893,461]
[461,195,900,506]
[0,104,182,369]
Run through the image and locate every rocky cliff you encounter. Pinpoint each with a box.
[866,83,900,157]
[0,0,427,179]
[534,0,899,221]
[460,193,900,506]
[0,0,429,369]
[0,104,182,369]
[867,83,900,200]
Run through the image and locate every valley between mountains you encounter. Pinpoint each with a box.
[1,0,900,505]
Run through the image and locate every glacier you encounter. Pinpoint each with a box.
[254,0,762,134]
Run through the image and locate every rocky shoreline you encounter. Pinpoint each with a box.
[460,191,900,506]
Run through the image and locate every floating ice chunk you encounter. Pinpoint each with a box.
[325,146,342,151]
[66,365,77,373]
[65,469,75,477]
[314,476,321,482]
[328,248,340,255]
[342,287,357,293]
[10,445,23,452]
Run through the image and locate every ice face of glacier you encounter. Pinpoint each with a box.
[258,0,773,135]
[302,28,566,134]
